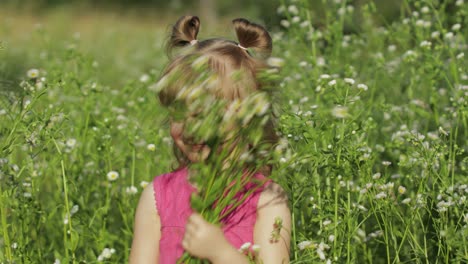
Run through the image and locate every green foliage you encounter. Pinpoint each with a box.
[274,0,467,262]
[0,0,467,263]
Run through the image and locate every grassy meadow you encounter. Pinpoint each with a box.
[0,0,467,263]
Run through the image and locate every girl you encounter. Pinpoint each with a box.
[130,15,291,263]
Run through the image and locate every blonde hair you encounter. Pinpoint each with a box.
[158,15,278,170]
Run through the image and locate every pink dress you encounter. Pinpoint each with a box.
[152,167,270,263]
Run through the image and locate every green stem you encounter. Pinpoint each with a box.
[53,138,75,263]
[333,175,339,259]
[346,181,351,263]
[0,184,12,261]
[131,146,136,187]
[291,185,298,260]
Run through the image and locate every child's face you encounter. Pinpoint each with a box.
[170,120,243,164]
[170,121,211,162]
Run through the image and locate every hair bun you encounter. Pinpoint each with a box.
[169,16,200,50]
[232,18,272,59]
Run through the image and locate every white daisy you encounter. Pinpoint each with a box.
[107,171,119,181]
[331,106,348,118]
[27,69,39,79]
[146,144,156,151]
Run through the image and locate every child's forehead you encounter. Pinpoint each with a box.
[172,54,249,85]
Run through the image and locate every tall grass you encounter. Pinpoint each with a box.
[275,0,466,262]
[0,0,467,263]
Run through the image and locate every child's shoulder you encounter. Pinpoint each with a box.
[258,181,288,209]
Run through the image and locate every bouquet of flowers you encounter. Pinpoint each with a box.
[155,55,280,263]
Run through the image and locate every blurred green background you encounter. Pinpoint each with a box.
[0,0,409,93]
[2,0,462,101]
[0,0,406,24]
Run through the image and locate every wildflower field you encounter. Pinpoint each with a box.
[0,0,467,263]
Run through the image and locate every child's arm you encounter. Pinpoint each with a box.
[254,182,291,263]
[129,185,161,264]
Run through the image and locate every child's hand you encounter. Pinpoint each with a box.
[182,213,234,262]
